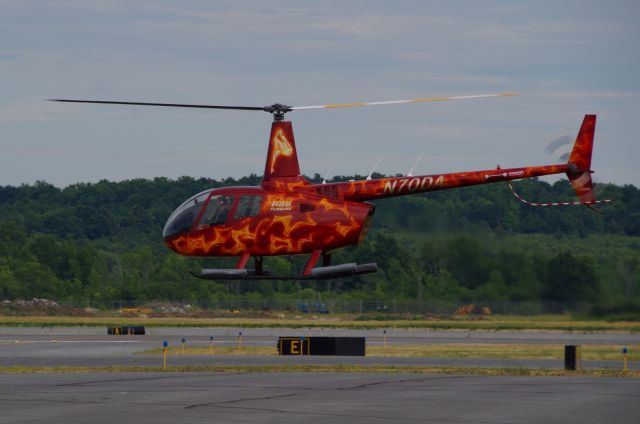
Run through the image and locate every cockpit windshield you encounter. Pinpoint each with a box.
[162,190,212,239]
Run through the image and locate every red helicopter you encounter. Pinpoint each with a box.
[50,94,610,280]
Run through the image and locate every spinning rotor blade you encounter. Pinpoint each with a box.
[545,135,572,155]
[291,93,516,110]
[48,99,266,111]
[50,92,515,120]
[545,135,573,163]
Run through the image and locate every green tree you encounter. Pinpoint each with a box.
[543,251,600,303]
[444,236,493,289]
[0,264,20,298]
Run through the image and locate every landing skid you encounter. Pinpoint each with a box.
[190,262,378,280]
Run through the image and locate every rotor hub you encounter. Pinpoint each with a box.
[263,103,292,121]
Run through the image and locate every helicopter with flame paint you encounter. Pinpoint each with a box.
[50,94,610,280]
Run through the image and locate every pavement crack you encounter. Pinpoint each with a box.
[199,403,431,422]
[56,375,181,387]
[185,392,297,409]
[339,374,464,390]
[0,397,108,405]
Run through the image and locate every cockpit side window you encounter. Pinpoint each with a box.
[234,195,263,219]
[199,195,234,227]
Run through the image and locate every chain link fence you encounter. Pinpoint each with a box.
[60,299,593,315]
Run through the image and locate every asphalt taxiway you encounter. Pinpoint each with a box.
[1,326,639,423]
[1,372,638,423]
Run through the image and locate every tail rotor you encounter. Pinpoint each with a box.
[508,115,612,211]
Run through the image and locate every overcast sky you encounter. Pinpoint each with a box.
[1,0,638,188]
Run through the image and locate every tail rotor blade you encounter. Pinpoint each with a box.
[545,135,572,154]
[545,135,573,162]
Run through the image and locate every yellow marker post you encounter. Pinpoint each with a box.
[623,347,629,371]
[181,337,186,355]
[383,330,388,349]
[162,341,168,370]
[238,331,243,352]
[209,336,214,356]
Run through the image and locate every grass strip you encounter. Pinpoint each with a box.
[139,344,639,361]
[0,364,637,378]
[1,315,639,332]
[367,344,640,361]
[149,346,273,356]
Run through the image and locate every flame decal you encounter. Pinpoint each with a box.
[165,192,372,257]
[263,121,301,179]
[269,129,294,173]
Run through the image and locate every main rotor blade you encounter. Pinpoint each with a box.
[290,93,516,110]
[49,92,516,117]
[48,99,266,111]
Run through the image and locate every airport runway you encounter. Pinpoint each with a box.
[1,372,638,423]
[0,326,638,369]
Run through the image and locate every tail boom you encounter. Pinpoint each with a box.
[318,115,608,208]
[319,164,569,202]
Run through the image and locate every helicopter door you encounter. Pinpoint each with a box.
[233,195,263,220]
[197,195,235,228]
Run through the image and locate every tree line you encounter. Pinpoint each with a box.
[0,175,638,312]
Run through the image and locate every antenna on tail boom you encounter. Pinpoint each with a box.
[321,165,333,184]
[406,154,423,177]
[366,157,383,180]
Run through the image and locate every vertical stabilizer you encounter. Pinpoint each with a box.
[263,121,301,180]
[567,115,597,203]
[568,115,596,172]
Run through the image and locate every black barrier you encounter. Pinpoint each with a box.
[107,326,145,335]
[564,345,581,370]
[278,336,365,356]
